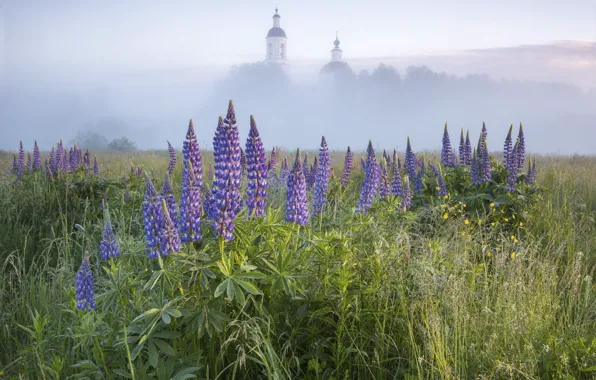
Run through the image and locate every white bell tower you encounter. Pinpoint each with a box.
[265,7,288,64]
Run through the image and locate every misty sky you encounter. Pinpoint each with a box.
[3,0,596,72]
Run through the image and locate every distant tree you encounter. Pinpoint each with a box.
[70,130,109,151]
[108,137,137,152]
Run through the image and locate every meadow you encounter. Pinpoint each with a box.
[0,101,595,379]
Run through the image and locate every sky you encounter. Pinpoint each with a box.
[2,0,596,73]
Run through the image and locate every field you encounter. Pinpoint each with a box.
[0,103,595,379]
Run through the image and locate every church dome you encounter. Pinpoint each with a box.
[267,27,287,38]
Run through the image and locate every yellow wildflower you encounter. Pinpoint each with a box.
[464,204,467,208]
[487,252,492,257]
[511,235,515,240]
[443,213,449,219]
[441,204,446,209]
[519,222,524,227]
[436,186,441,191]
[490,203,495,208]
[511,252,516,259]
[458,201,463,205]
[464,219,469,225]
[504,218,509,222]
[444,195,449,200]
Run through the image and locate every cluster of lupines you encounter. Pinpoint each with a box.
[312,136,331,216]
[179,120,203,243]
[75,254,96,311]
[210,101,242,241]
[158,199,182,255]
[161,174,179,229]
[503,125,513,165]
[356,141,380,214]
[391,151,403,197]
[167,141,177,176]
[441,124,455,167]
[245,115,269,218]
[100,211,121,260]
[285,149,309,225]
[341,146,353,186]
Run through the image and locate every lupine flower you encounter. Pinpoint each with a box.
[505,141,519,192]
[341,146,353,186]
[391,151,402,197]
[183,119,204,188]
[210,101,242,241]
[143,176,162,258]
[158,199,181,255]
[414,158,425,195]
[429,163,439,177]
[161,173,179,229]
[32,140,41,170]
[405,137,417,181]
[516,123,525,169]
[459,129,465,165]
[240,147,247,177]
[525,157,537,186]
[503,125,513,165]
[464,130,472,165]
[360,157,366,171]
[441,124,454,167]
[50,146,57,174]
[401,175,412,212]
[356,141,380,214]
[308,156,318,190]
[100,212,121,260]
[470,148,479,186]
[379,161,390,199]
[167,141,177,176]
[280,157,290,180]
[56,140,64,171]
[302,153,309,181]
[17,141,25,171]
[180,160,203,243]
[383,150,390,166]
[452,149,458,166]
[267,147,277,173]
[12,155,18,175]
[75,253,96,311]
[285,149,309,225]
[83,150,90,167]
[69,147,76,170]
[481,135,491,184]
[26,152,32,172]
[437,170,447,197]
[93,156,99,175]
[312,136,331,216]
[245,115,269,218]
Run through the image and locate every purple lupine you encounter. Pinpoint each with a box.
[470,148,479,186]
[312,136,331,216]
[383,150,390,166]
[464,130,472,165]
[505,142,519,192]
[437,170,447,197]
[280,157,290,180]
[84,150,90,167]
[26,152,32,172]
[516,123,525,169]
[143,176,162,258]
[100,214,121,260]
[341,146,353,186]
[308,156,318,190]
[167,140,177,176]
[240,147,247,177]
[75,253,96,311]
[429,163,439,177]
[379,160,390,199]
[93,156,99,175]
[480,135,491,184]
[525,157,537,186]
[452,149,458,166]
[183,119,204,188]
[402,176,412,212]
[210,101,242,241]
[459,129,465,165]
[161,173,179,229]
[56,140,64,172]
[180,160,203,243]
[356,141,380,214]
[503,125,513,166]
[441,124,454,167]
[33,141,41,170]
[50,146,57,174]
[11,155,18,175]
[158,199,181,256]
[245,115,269,218]
[267,147,277,173]
[69,147,76,171]
[17,141,25,172]
[414,158,425,195]
[302,153,309,181]
[391,151,402,197]
[405,137,417,181]
[285,149,309,225]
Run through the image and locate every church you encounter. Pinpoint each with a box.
[264,7,352,74]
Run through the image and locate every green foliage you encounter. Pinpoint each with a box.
[109,137,138,152]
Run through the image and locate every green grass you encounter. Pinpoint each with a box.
[0,150,594,379]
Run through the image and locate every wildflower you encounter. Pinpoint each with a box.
[143,176,162,258]
[302,152,309,180]
[75,253,96,311]
[525,157,537,186]
[405,137,417,180]
[161,173,179,229]
[441,123,454,167]
[503,124,513,165]
[401,175,412,211]
[464,219,469,225]
[506,141,519,192]
[511,252,516,259]
[93,156,99,175]
[490,203,495,208]
[443,213,449,219]
[210,101,242,241]
[285,149,309,225]
[414,158,425,195]
[379,160,391,200]
[308,156,318,190]
[18,141,25,172]
[49,146,57,174]
[183,119,204,188]
[487,252,492,257]
[391,151,402,197]
[240,147,247,177]
[356,141,380,214]
[100,212,121,260]
[33,140,42,170]
[167,140,177,176]
[25,152,32,172]
[245,115,268,218]
[516,123,525,169]
[341,146,353,186]
[313,136,331,216]
[267,147,277,173]
[158,199,181,255]
[280,157,290,180]
[519,222,524,227]
[479,129,491,184]
[437,170,447,197]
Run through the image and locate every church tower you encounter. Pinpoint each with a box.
[265,7,287,64]
[330,31,343,62]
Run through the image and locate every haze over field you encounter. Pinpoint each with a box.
[1,0,595,153]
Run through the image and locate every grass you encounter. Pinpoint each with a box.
[0,149,594,379]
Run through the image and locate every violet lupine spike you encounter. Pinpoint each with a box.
[356,141,380,214]
[161,173,179,229]
[50,146,57,174]
[69,147,76,171]
[470,148,480,187]
[33,141,41,170]
[56,140,64,172]
[503,124,513,166]
[26,152,32,172]
[505,141,519,192]
[441,123,454,167]
[12,155,18,175]
[245,115,269,218]
[360,157,366,171]
[17,141,25,172]
[459,129,465,165]
[481,135,491,184]
[464,130,472,165]
[75,253,96,311]
[516,123,525,169]
[240,147,247,177]
[167,140,177,176]
[84,150,90,167]
[391,151,403,197]
[437,170,447,197]
[308,156,318,190]
[405,137,417,181]
[280,157,290,180]
[93,156,99,175]
[414,159,425,195]
[401,176,412,212]
[452,149,458,166]
[183,119,204,190]
[159,199,181,256]
[302,153,309,180]
[379,161,390,200]
[267,147,277,173]
[341,146,353,186]
[180,160,203,243]
[312,136,331,216]
[525,157,537,186]
[429,163,439,177]
[210,100,242,241]
[143,176,162,258]
[285,149,309,225]
[100,213,121,260]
